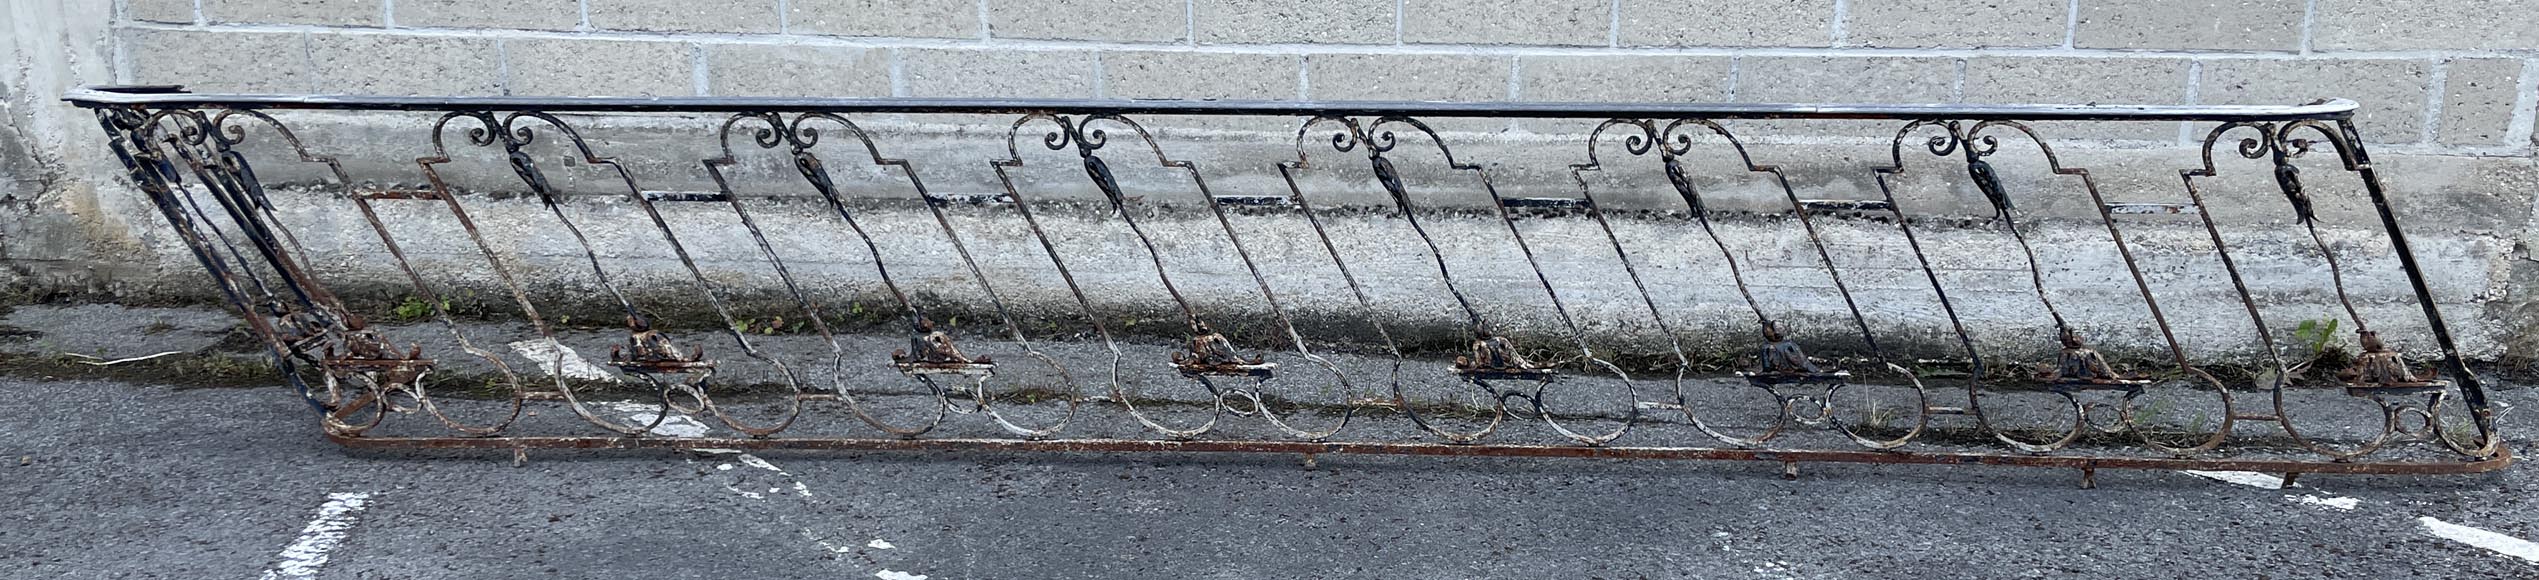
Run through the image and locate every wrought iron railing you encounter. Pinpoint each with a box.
[65,86,2508,484]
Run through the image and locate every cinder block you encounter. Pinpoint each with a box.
[1193,0,1392,44]
[2198,58,2431,143]
[1402,0,1609,46]
[1517,55,1732,102]
[310,33,502,96]
[1737,56,1956,103]
[1307,53,1509,101]
[2312,1,2539,50]
[990,0,1186,43]
[903,49,1097,98]
[1618,0,1834,47]
[1104,52,1300,100]
[1732,56,1958,139]
[1510,57,1732,184]
[705,44,891,97]
[589,0,780,33]
[505,39,695,97]
[124,29,308,94]
[394,0,581,30]
[128,0,198,23]
[2074,0,2303,51]
[1963,57,2190,105]
[1094,52,1301,136]
[1962,57,2190,141]
[203,0,381,26]
[2437,58,2527,147]
[1310,53,1503,136]
[1305,54,1510,136]
[790,0,980,38]
[1845,0,2065,48]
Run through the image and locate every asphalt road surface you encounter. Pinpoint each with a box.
[2,305,2535,579]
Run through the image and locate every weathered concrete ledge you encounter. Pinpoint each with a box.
[10,111,2537,367]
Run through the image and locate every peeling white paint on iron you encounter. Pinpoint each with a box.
[507,338,616,382]
[2181,470,2292,489]
[2418,517,2539,563]
[256,492,375,580]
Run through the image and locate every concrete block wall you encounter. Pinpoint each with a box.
[6,1,2539,366]
[90,0,2536,153]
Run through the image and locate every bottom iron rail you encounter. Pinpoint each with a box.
[327,433,2512,478]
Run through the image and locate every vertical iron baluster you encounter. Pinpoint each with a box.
[1168,121,1367,442]
[216,109,529,436]
[714,111,946,438]
[94,107,329,415]
[1963,119,2238,456]
[2334,120,2499,458]
[505,111,809,438]
[903,114,1090,439]
[1070,114,1364,440]
[139,112,305,341]
[1278,116,1493,442]
[1642,119,1940,450]
[1872,120,2073,452]
[2269,120,2474,459]
[1360,116,1639,446]
[407,112,669,437]
[1568,119,1725,443]
[1040,114,1226,439]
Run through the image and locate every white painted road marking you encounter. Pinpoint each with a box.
[256,492,375,580]
[2185,471,2360,511]
[2186,471,2535,565]
[735,453,787,474]
[2181,470,2292,489]
[2418,517,2539,564]
[601,401,711,438]
[2289,494,2360,511]
[695,447,928,577]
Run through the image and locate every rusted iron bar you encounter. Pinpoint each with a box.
[332,433,2513,477]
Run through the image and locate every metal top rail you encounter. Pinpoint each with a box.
[63,86,2359,122]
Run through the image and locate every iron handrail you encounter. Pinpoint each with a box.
[65,87,2359,121]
